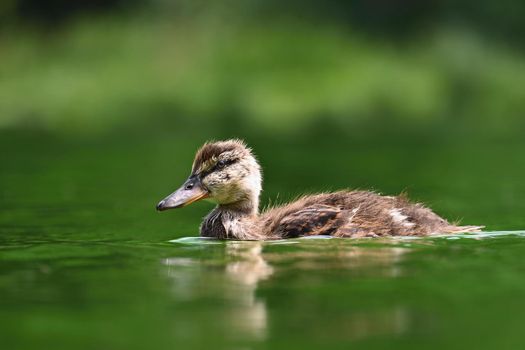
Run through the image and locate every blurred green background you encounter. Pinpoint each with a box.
[2,0,525,228]
[2,1,525,350]
[2,0,525,136]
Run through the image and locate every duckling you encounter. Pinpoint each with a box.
[156,139,483,240]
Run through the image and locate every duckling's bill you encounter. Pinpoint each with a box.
[156,177,209,211]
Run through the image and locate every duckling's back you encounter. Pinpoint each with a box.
[260,191,482,238]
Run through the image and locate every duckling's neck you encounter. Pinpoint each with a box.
[219,197,259,216]
[201,196,264,240]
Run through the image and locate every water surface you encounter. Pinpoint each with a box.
[2,130,525,350]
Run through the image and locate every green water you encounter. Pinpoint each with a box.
[2,128,525,350]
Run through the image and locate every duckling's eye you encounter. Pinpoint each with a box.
[216,160,226,169]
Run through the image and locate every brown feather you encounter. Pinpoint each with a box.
[258,191,483,238]
[192,139,248,174]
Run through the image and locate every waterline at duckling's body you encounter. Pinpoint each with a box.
[200,190,482,240]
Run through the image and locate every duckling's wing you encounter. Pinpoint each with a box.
[270,204,346,238]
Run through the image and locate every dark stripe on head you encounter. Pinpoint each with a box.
[199,158,239,178]
[192,139,249,174]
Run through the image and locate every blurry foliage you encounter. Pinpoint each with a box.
[4,0,525,44]
[1,1,525,135]
[1,13,524,135]
[1,0,134,23]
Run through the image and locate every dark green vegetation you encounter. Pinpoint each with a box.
[2,1,525,349]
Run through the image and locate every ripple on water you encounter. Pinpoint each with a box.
[169,231,525,246]
[169,237,225,245]
[399,230,525,241]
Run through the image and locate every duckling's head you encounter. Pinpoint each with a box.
[156,139,262,212]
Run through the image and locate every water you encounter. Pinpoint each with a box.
[2,129,525,349]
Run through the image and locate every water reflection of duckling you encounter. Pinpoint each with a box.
[157,139,483,239]
[224,242,273,340]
